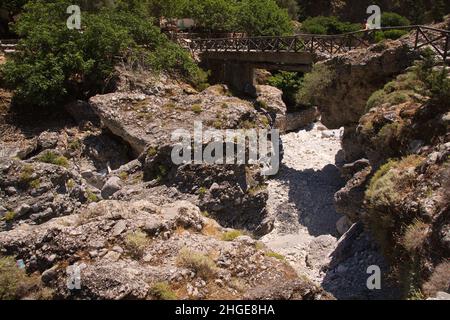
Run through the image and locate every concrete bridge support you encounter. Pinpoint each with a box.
[200,51,313,94]
[203,60,256,95]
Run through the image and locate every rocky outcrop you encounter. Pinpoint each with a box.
[0,158,87,229]
[334,58,450,298]
[89,83,267,156]
[315,41,417,131]
[334,159,371,222]
[89,71,279,234]
[285,107,320,132]
[255,85,287,132]
[0,199,327,300]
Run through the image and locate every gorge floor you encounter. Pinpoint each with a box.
[261,122,401,300]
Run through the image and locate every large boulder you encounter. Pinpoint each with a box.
[89,84,267,156]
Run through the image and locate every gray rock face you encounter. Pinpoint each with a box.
[0,158,86,229]
[64,100,100,124]
[89,84,266,156]
[0,199,324,300]
[255,85,287,132]
[37,132,59,150]
[101,176,122,199]
[285,107,320,132]
[315,41,417,129]
[334,159,372,222]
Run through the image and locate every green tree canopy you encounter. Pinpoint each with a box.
[1,0,205,106]
[237,0,293,36]
[300,16,360,35]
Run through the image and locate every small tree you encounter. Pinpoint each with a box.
[237,0,293,36]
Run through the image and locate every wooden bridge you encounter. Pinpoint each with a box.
[182,25,450,62]
[176,25,449,93]
[0,39,17,53]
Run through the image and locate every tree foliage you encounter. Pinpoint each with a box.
[1,0,205,107]
[237,0,293,36]
[300,16,360,35]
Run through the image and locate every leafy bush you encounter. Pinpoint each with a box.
[412,49,450,107]
[183,0,238,33]
[296,64,334,106]
[275,0,300,20]
[374,12,410,42]
[300,16,360,35]
[177,248,217,279]
[1,0,205,106]
[425,69,450,108]
[381,12,411,27]
[237,0,293,36]
[267,71,303,106]
[374,29,408,42]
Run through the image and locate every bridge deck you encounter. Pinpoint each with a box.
[180,25,450,64]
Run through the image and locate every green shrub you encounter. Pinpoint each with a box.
[221,230,243,241]
[236,0,293,36]
[177,248,217,279]
[425,69,450,108]
[198,187,208,196]
[296,64,334,106]
[201,211,210,217]
[300,16,360,35]
[149,281,177,300]
[365,155,424,256]
[118,172,128,181]
[66,178,75,190]
[191,104,203,114]
[1,0,205,106]
[68,139,82,151]
[3,211,16,222]
[38,151,69,167]
[381,12,411,27]
[19,164,34,186]
[29,178,41,189]
[86,190,99,203]
[373,12,410,42]
[125,231,148,259]
[147,147,158,157]
[366,89,386,111]
[267,71,303,106]
[0,256,52,300]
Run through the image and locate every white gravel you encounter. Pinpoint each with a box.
[261,122,345,284]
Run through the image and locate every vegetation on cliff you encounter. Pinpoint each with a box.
[360,51,450,298]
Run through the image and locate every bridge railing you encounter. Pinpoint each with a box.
[184,25,450,63]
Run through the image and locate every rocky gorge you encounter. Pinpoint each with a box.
[0,20,449,300]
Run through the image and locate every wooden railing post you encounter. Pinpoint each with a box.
[444,33,449,64]
[414,26,420,50]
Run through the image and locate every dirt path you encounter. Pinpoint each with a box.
[261,122,399,299]
[261,122,344,283]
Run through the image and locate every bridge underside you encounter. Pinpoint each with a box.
[200,52,313,94]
